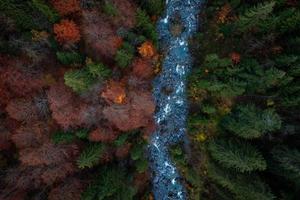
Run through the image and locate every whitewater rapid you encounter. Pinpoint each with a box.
[148,0,203,199]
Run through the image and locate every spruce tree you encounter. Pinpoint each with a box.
[31,0,59,23]
[64,69,93,93]
[208,139,267,172]
[207,161,275,200]
[56,51,84,65]
[81,166,137,200]
[270,146,300,186]
[222,105,282,139]
[235,1,276,32]
[77,143,105,169]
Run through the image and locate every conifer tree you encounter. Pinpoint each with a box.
[136,9,158,45]
[207,161,275,200]
[31,0,60,23]
[77,143,105,169]
[208,139,267,172]
[56,51,84,65]
[235,1,276,32]
[115,42,134,68]
[81,166,137,200]
[221,105,282,139]
[64,69,93,93]
[270,146,300,186]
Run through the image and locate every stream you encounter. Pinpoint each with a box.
[148,0,203,199]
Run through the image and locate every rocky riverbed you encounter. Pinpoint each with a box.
[148,0,203,199]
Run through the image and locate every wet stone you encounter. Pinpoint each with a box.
[170,12,185,37]
[161,85,174,95]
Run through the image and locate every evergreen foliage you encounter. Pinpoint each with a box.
[102,1,118,17]
[77,143,105,169]
[136,9,158,45]
[222,105,281,139]
[31,0,59,23]
[188,0,300,199]
[81,166,137,200]
[75,129,89,139]
[208,139,267,172]
[141,0,165,16]
[64,59,111,93]
[87,62,111,79]
[0,0,38,30]
[235,1,276,32]
[115,42,134,68]
[276,8,300,33]
[236,59,286,93]
[131,141,148,173]
[270,146,300,185]
[189,54,245,98]
[52,131,76,144]
[56,51,85,65]
[64,69,94,93]
[207,161,275,200]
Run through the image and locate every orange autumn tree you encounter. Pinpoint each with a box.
[51,0,81,16]
[138,41,156,58]
[53,19,81,45]
[216,3,232,24]
[101,81,127,104]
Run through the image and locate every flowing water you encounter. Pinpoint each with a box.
[148,0,203,199]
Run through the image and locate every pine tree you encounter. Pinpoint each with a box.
[0,0,38,30]
[115,42,134,68]
[221,105,282,139]
[270,146,300,186]
[136,9,158,45]
[102,1,118,17]
[235,1,276,32]
[189,54,245,98]
[86,62,111,79]
[64,69,93,93]
[236,59,286,94]
[31,0,60,23]
[75,129,89,139]
[208,139,267,172]
[207,161,275,200]
[141,0,165,17]
[81,166,137,200]
[52,131,76,144]
[77,143,105,169]
[56,51,84,65]
[276,8,300,33]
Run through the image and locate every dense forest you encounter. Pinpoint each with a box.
[0,0,299,200]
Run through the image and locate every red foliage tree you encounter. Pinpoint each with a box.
[51,0,81,16]
[5,98,39,123]
[40,162,77,185]
[110,0,137,28]
[11,123,51,149]
[48,178,84,200]
[0,65,43,98]
[47,82,79,129]
[88,127,118,143]
[132,58,154,80]
[19,143,78,166]
[53,19,81,45]
[81,10,119,62]
[103,91,155,131]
